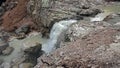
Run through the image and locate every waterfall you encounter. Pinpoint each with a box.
[42,19,77,54]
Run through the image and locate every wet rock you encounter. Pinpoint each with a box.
[2,46,14,55]
[22,43,43,64]
[15,25,30,35]
[77,8,101,17]
[66,21,94,41]
[35,28,120,68]
[0,6,5,16]
[1,62,11,68]
[115,22,120,26]
[19,63,33,68]
[27,0,104,34]
[23,43,42,55]
[0,38,9,54]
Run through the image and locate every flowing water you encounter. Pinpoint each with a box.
[41,4,120,54]
[0,3,120,66]
[91,5,120,22]
[42,20,77,53]
[0,19,77,65]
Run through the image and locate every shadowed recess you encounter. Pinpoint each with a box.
[0,0,6,6]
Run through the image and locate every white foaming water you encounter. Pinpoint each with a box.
[42,20,77,53]
[91,12,112,22]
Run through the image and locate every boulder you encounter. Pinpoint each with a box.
[23,43,42,55]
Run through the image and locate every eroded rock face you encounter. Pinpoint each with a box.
[27,0,105,35]
[35,28,120,68]
[35,11,120,68]
[1,0,35,32]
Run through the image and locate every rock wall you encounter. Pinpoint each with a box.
[27,0,105,35]
[0,0,105,34]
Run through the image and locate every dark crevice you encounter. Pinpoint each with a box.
[0,0,6,6]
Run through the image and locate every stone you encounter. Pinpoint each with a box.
[15,25,30,35]
[77,8,101,17]
[12,65,19,68]
[23,43,42,54]
[19,63,33,68]
[2,46,14,55]
[0,38,9,54]
[114,22,120,26]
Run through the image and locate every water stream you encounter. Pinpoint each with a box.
[0,3,120,66]
[42,20,77,54]
[91,5,120,22]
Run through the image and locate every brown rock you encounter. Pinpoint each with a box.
[35,28,120,68]
[1,0,35,32]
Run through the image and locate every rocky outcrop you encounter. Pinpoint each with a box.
[35,10,120,67]
[1,0,35,32]
[0,0,112,34]
[27,0,105,36]
[35,27,120,68]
